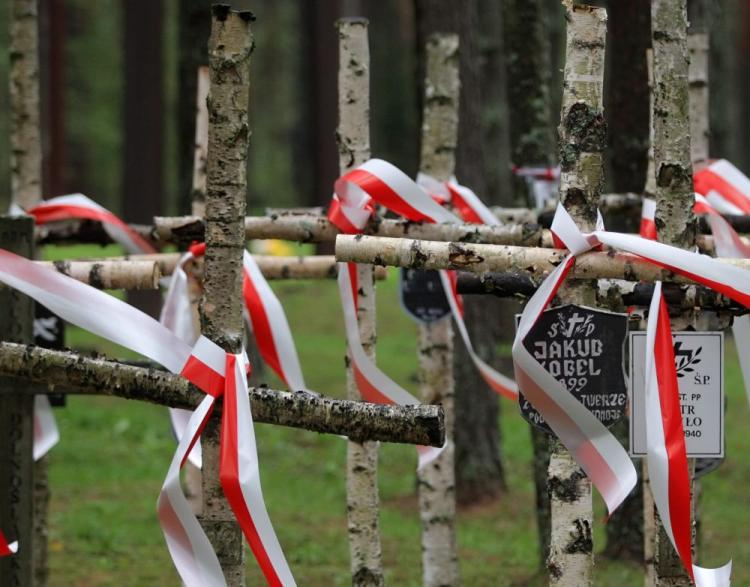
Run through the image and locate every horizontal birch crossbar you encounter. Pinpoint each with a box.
[151,214,546,247]
[30,260,160,289]
[157,215,734,254]
[456,273,744,313]
[334,234,750,284]
[0,342,444,446]
[98,253,388,280]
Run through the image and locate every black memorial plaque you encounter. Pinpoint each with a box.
[517,304,628,433]
[34,303,66,406]
[399,268,451,324]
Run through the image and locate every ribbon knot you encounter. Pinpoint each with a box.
[550,203,603,255]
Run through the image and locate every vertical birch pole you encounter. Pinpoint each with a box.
[337,18,384,587]
[9,1,46,584]
[185,65,211,514]
[642,48,658,587]
[417,33,459,587]
[10,0,42,209]
[191,65,210,217]
[650,1,695,585]
[688,33,710,170]
[199,7,254,585]
[547,4,607,586]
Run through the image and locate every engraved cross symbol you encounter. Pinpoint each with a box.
[564,312,586,337]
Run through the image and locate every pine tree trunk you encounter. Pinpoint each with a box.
[601,0,651,561]
[122,0,164,318]
[503,0,557,565]
[416,33,460,587]
[199,8,254,584]
[503,0,555,204]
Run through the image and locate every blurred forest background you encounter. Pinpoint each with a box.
[0,0,744,219]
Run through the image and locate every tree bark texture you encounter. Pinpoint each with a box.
[336,17,384,587]
[651,0,695,251]
[93,252,387,281]
[604,0,651,198]
[335,234,750,283]
[688,33,710,170]
[191,66,210,217]
[199,8,254,585]
[650,2,697,584]
[478,0,512,205]
[503,0,557,565]
[0,342,445,447]
[415,0,507,510]
[9,5,46,581]
[503,0,555,204]
[416,33,459,587]
[0,217,35,587]
[601,0,652,562]
[178,0,212,215]
[547,5,607,585]
[10,0,42,209]
[33,259,160,290]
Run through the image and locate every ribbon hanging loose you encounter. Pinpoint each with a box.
[331,159,518,400]
[643,283,732,586]
[0,248,295,586]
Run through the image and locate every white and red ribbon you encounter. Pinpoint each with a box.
[0,248,294,585]
[642,194,750,406]
[511,165,560,209]
[27,194,156,254]
[0,529,18,557]
[642,282,732,586]
[694,159,750,215]
[186,243,306,392]
[330,159,518,401]
[13,194,156,461]
[515,202,750,523]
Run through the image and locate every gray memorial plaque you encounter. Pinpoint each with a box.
[517,304,629,433]
[629,331,724,458]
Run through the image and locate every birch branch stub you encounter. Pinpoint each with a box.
[336,16,385,587]
[0,342,445,447]
[200,7,255,584]
[416,32,459,587]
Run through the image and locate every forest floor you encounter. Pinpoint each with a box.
[42,245,750,586]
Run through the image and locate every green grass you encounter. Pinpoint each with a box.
[42,254,750,585]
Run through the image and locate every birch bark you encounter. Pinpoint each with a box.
[337,17,384,587]
[416,32,459,587]
[548,4,607,586]
[199,7,254,585]
[649,1,698,582]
